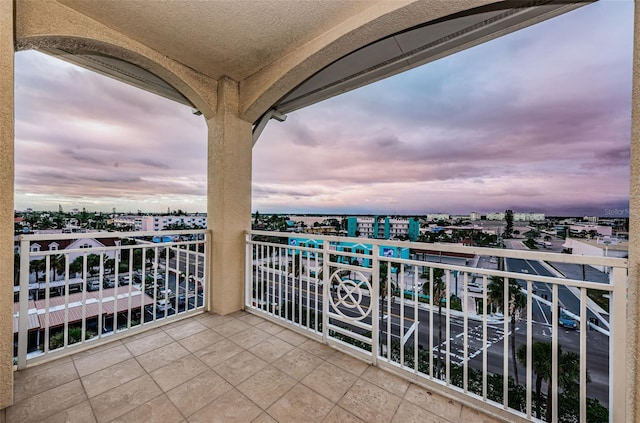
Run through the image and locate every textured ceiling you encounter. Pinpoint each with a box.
[50,0,593,121]
[58,0,372,81]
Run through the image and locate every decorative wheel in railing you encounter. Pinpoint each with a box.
[328,269,372,321]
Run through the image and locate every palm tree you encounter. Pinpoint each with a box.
[29,258,45,282]
[70,256,84,276]
[104,257,116,275]
[517,341,585,421]
[377,262,398,355]
[516,341,550,418]
[86,254,101,276]
[49,254,66,281]
[421,267,446,377]
[29,258,46,300]
[488,276,526,385]
[290,253,304,277]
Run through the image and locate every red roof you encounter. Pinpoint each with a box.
[13,288,156,333]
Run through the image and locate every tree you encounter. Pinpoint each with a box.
[517,341,585,422]
[104,257,116,274]
[488,276,526,385]
[421,267,446,378]
[86,254,101,276]
[70,256,84,276]
[30,258,45,282]
[377,262,399,355]
[504,210,514,238]
[49,254,66,280]
[516,341,550,418]
[290,253,305,277]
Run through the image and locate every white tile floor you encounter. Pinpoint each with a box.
[6,312,503,423]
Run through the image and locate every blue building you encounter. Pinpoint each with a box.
[287,237,410,268]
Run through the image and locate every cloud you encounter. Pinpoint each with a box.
[14,50,208,212]
[253,0,632,215]
[14,0,633,216]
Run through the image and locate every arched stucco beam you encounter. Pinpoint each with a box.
[15,0,217,120]
[239,0,495,123]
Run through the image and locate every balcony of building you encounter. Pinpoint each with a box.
[6,230,627,422]
[7,311,502,423]
[2,1,639,421]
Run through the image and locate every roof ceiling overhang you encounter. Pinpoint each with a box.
[42,0,593,121]
[273,0,594,115]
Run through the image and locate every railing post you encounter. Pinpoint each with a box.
[205,230,212,312]
[17,237,30,370]
[610,266,627,423]
[321,241,329,344]
[244,232,251,310]
[371,248,379,366]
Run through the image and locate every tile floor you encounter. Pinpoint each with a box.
[6,312,503,423]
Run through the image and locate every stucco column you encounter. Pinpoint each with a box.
[629,2,640,420]
[206,77,252,315]
[0,0,14,411]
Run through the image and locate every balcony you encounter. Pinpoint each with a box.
[245,231,627,422]
[13,230,208,369]
[10,230,626,422]
[7,311,502,423]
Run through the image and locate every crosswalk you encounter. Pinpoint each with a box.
[432,324,505,365]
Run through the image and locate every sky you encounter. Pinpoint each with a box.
[14,0,634,217]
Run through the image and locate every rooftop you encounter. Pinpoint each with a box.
[6,312,501,423]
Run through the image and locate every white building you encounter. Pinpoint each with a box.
[111,215,144,230]
[426,213,450,221]
[513,212,545,221]
[563,237,628,272]
[388,218,410,238]
[486,212,505,221]
[469,212,481,221]
[142,215,207,231]
[569,224,613,237]
[111,214,207,231]
[485,212,545,221]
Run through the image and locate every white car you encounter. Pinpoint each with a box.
[467,284,483,293]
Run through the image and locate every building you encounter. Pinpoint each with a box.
[563,237,628,272]
[288,236,410,269]
[346,216,420,241]
[513,212,545,221]
[485,212,505,221]
[469,212,481,221]
[485,211,545,221]
[112,214,207,231]
[426,213,450,222]
[569,224,613,237]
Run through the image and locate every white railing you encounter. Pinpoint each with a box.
[245,230,627,423]
[15,229,209,369]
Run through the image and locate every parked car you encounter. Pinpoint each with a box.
[87,280,101,291]
[145,299,175,318]
[103,277,115,289]
[118,276,130,286]
[559,311,578,329]
[467,283,483,293]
